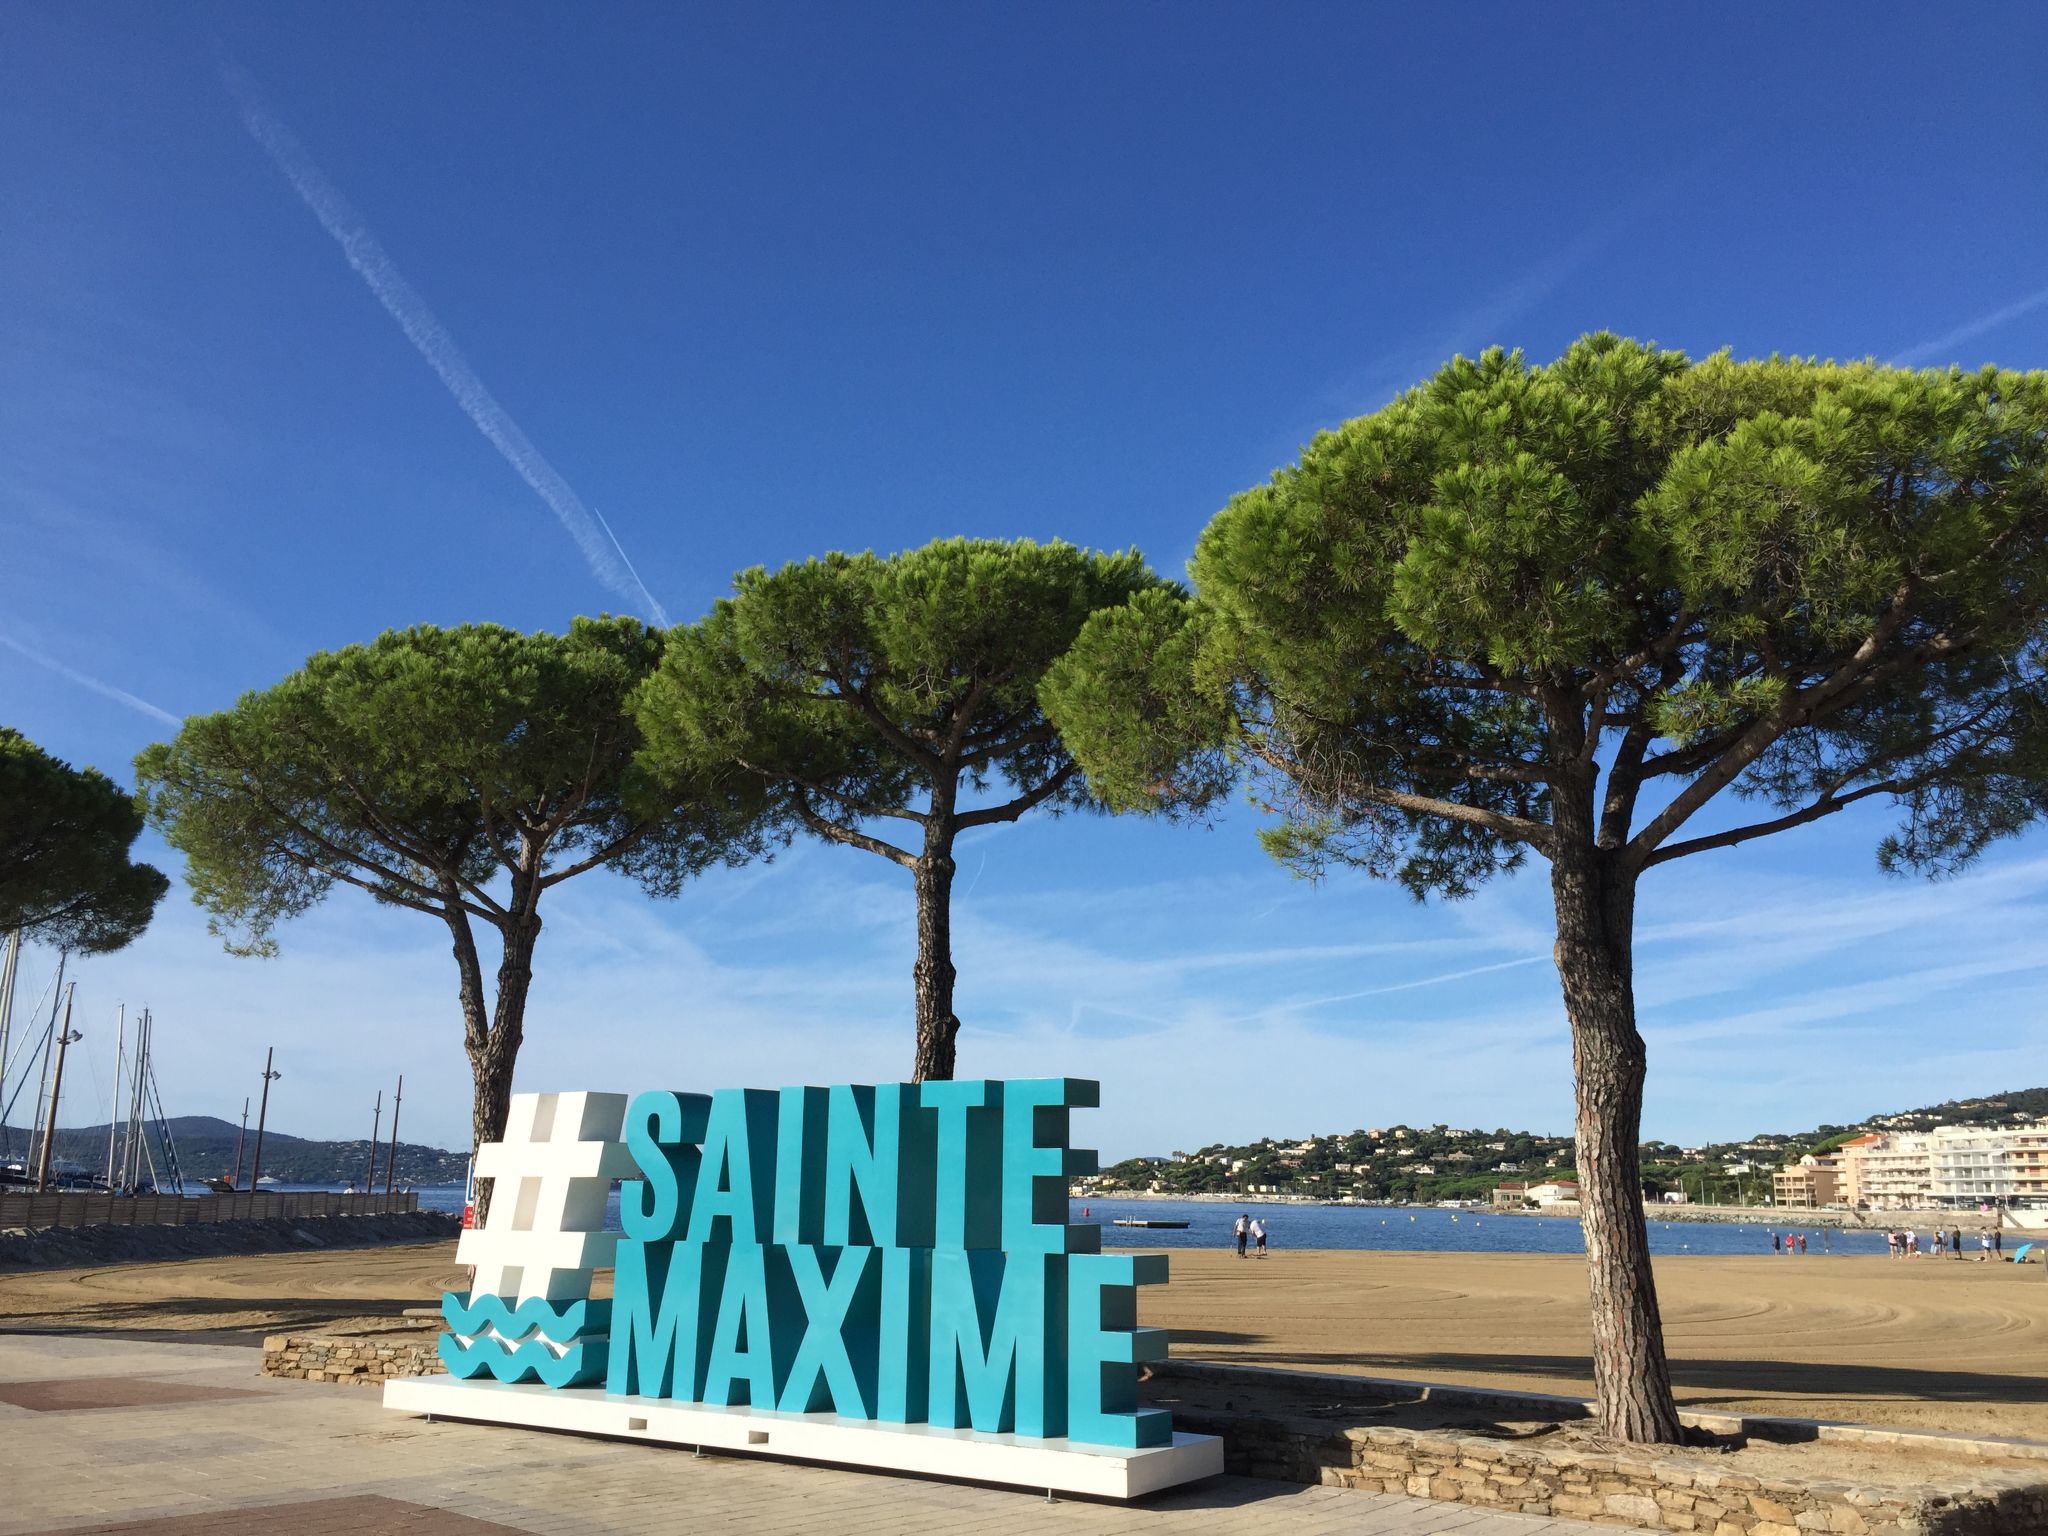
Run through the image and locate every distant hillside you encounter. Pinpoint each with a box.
[0,1114,466,1186]
[1085,1085,2047,1204]
[1708,1087,2048,1162]
[1849,1088,2048,1133]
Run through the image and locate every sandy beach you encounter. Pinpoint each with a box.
[2,1242,2041,1439]
[1148,1248,2048,1438]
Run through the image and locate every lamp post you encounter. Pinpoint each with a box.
[248,1048,282,1192]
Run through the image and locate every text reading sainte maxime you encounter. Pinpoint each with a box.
[606,1078,1170,1448]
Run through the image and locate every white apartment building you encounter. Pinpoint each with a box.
[1838,1125,2046,1210]
[1930,1127,2014,1209]
[1848,1132,1933,1209]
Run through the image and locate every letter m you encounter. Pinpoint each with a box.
[607,1239,714,1399]
[926,1250,1063,1437]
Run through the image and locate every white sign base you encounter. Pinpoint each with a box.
[383,1375,1224,1500]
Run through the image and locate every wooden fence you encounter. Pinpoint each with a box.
[0,1189,419,1231]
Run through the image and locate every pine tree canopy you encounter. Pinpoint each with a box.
[0,725,168,953]
[1045,335,2048,893]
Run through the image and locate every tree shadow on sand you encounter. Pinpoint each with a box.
[0,1289,437,1345]
[1166,1339,2048,1409]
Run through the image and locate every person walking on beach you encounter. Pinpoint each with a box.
[1251,1217,1268,1258]
[1885,1229,1900,1258]
[1906,1229,1919,1257]
[1797,1233,1807,1255]
[1233,1213,1249,1259]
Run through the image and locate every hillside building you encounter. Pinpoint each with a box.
[1771,1154,1844,1207]
[1833,1124,2046,1209]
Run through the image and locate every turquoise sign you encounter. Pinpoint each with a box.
[439,1080,1172,1451]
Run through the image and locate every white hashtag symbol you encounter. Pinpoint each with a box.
[459,1091,636,1303]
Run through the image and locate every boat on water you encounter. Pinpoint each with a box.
[1110,1217,1191,1228]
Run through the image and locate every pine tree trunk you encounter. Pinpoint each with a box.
[446,897,542,1226]
[910,829,959,1082]
[1550,834,1684,1444]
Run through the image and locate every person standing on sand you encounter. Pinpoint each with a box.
[1233,1213,1249,1259]
[1772,1231,1781,1253]
[1950,1226,1963,1259]
[1252,1217,1268,1258]
[1934,1228,1946,1257]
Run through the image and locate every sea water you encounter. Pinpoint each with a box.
[328,1183,1895,1257]
[1068,1197,1895,1256]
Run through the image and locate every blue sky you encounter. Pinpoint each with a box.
[3,6,2045,1160]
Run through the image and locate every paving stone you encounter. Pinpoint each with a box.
[0,1378,267,1412]
[0,1335,1643,1536]
[19,1495,531,1535]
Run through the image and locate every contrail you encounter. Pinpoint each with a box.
[1286,953,1552,1010]
[225,73,672,627]
[1891,283,2048,367]
[1344,197,1650,414]
[0,634,181,728]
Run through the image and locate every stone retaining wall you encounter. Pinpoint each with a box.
[0,1209,460,1271]
[262,1329,446,1387]
[1153,1363,2048,1535]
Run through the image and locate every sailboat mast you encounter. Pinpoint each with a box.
[122,1007,150,1192]
[365,1090,381,1192]
[27,955,66,1174]
[33,984,78,1192]
[104,1005,125,1188]
[0,928,19,1117]
[384,1075,402,1196]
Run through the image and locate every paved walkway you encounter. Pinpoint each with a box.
[0,1336,1647,1535]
